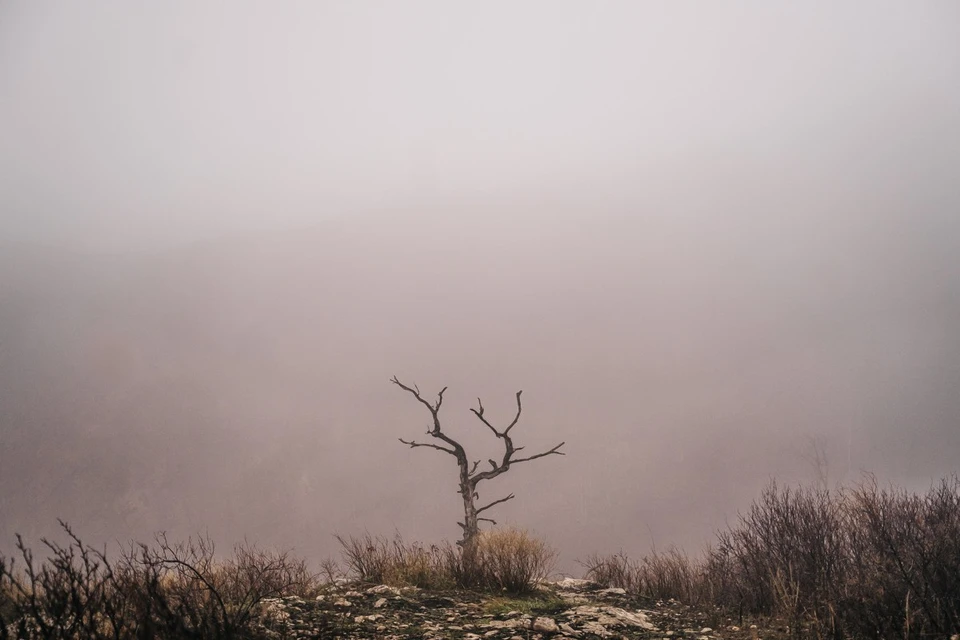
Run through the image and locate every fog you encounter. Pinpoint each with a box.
[1,2,959,573]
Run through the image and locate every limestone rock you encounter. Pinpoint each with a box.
[366,584,402,596]
[533,617,560,633]
[555,577,597,590]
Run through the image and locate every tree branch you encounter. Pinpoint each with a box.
[476,493,515,515]
[392,376,466,460]
[398,438,457,456]
[505,390,523,434]
[511,441,566,464]
[470,398,502,438]
[391,376,446,431]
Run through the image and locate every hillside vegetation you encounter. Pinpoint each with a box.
[3,476,958,639]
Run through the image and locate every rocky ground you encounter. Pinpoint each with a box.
[258,578,789,640]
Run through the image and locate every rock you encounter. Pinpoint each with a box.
[366,584,402,596]
[374,597,388,608]
[568,605,657,631]
[533,617,560,633]
[559,622,582,636]
[580,620,611,637]
[555,577,597,590]
[598,587,627,596]
[701,628,713,634]
[332,598,352,607]
[484,618,528,630]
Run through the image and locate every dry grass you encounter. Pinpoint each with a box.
[335,527,555,594]
[473,527,556,593]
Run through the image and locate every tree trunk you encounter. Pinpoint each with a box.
[459,463,479,547]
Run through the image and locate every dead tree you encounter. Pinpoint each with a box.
[391,376,565,548]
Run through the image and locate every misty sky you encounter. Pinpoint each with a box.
[3,2,958,249]
[1,2,959,571]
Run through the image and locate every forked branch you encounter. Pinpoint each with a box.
[467,393,565,487]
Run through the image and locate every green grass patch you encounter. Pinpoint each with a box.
[482,593,568,617]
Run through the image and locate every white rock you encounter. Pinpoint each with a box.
[366,584,402,596]
[701,628,713,634]
[333,598,352,607]
[559,622,582,636]
[555,577,596,590]
[374,597,388,608]
[568,605,657,631]
[533,617,559,633]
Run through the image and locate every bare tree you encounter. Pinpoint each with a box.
[391,376,565,548]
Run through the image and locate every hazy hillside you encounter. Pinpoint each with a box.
[2,200,958,570]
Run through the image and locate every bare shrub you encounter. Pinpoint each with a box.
[0,521,331,640]
[587,476,960,640]
[579,552,638,593]
[317,557,343,585]
[580,548,701,603]
[0,521,138,639]
[333,532,392,584]
[127,532,319,638]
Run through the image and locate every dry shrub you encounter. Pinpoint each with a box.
[0,521,332,640]
[473,527,556,593]
[585,475,960,640]
[334,532,455,590]
[580,548,701,603]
